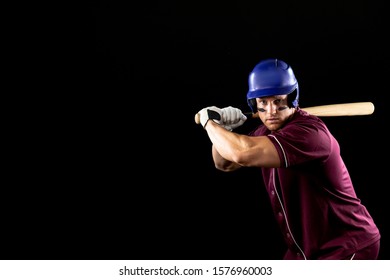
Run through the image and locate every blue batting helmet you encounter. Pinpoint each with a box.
[246,58,299,112]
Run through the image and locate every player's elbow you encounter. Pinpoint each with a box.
[230,150,252,167]
[214,160,241,172]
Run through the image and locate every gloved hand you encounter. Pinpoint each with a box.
[221,106,247,130]
[197,106,223,128]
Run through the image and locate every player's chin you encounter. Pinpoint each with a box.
[265,123,283,131]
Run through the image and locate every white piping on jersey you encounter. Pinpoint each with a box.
[350,253,356,260]
[272,169,307,260]
[268,134,288,168]
[269,135,306,258]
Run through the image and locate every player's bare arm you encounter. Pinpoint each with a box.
[205,120,281,169]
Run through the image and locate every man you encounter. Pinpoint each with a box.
[197,58,380,259]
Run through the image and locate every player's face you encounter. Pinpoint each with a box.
[256,95,295,131]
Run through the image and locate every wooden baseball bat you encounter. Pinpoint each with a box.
[194,102,375,124]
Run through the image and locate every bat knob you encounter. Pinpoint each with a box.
[195,113,201,124]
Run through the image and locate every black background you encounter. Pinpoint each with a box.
[4,1,388,260]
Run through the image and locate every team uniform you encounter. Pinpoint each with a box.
[248,108,381,259]
[198,58,381,259]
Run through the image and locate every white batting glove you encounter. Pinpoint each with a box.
[221,106,247,130]
[197,106,223,128]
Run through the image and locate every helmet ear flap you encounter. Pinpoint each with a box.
[248,98,257,113]
[287,88,299,108]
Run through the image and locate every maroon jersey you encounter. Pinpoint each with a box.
[249,108,380,259]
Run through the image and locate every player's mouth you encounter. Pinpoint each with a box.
[266,118,280,124]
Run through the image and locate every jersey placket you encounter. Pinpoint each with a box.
[272,168,307,259]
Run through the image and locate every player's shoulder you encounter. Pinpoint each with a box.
[290,108,328,130]
[295,108,323,122]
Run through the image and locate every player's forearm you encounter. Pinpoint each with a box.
[205,120,246,166]
[212,145,241,172]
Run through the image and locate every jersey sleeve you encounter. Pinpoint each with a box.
[267,117,334,168]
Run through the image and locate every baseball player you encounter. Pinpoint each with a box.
[197,58,381,259]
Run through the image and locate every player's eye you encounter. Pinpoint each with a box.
[274,99,282,105]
